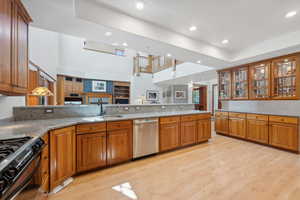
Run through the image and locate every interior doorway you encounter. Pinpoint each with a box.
[193,85,207,110]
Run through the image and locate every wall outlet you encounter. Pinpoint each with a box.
[44,108,54,114]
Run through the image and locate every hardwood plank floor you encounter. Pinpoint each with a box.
[48,130,300,200]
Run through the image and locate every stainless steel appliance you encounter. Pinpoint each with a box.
[133,118,159,159]
[0,137,44,200]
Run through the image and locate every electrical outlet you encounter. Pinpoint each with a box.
[44,108,54,114]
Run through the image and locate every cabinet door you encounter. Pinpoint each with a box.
[11,2,28,93]
[269,123,298,151]
[0,0,12,92]
[229,118,246,138]
[218,70,231,100]
[215,116,229,134]
[246,119,268,144]
[107,128,132,165]
[232,66,249,99]
[249,62,271,99]
[197,119,211,142]
[159,122,180,152]
[180,121,197,146]
[77,132,107,172]
[50,126,76,190]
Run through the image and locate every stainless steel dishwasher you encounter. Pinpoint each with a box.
[133,118,159,159]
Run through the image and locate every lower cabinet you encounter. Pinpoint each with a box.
[229,118,246,139]
[77,132,107,172]
[107,121,133,165]
[269,122,298,151]
[50,126,76,190]
[159,117,180,152]
[180,120,197,146]
[246,119,268,144]
[215,116,229,134]
[197,119,211,142]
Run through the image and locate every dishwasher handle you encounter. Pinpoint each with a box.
[134,119,158,125]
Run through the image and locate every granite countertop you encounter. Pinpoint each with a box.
[215,109,300,117]
[0,110,210,140]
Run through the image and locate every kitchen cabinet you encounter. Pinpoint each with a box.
[246,114,269,144]
[0,0,31,95]
[269,116,298,151]
[232,66,249,99]
[50,126,76,190]
[159,116,180,152]
[180,120,197,146]
[77,132,107,172]
[107,121,133,165]
[229,113,246,138]
[249,62,271,99]
[197,118,211,142]
[218,70,231,100]
[215,112,229,134]
[271,55,300,99]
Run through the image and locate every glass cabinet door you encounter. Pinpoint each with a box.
[232,67,248,99]
[272,56,299,98]
[218,70,231,100]
[249,62,270,99]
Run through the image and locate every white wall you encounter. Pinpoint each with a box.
[29,27,60,78]
[57,34,133,81]
[0,96,25,120]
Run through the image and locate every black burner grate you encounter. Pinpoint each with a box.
[0,137,32,162]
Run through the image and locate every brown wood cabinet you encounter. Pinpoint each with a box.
[229,113,246,139]
[232,66,249,100]
[50,126,76,190]
[269,121,298,151]
[180,120,197,146]
[107,121,133,165]
[215,112,229,134]
[246,115,269,144]
[197,118,211,142]
[159,117,180,152]
[218,70,231,100]
[77,132,107,172]
[249,62,271,99]
[0,0,31,95]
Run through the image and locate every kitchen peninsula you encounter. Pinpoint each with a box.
[0,104,211,193]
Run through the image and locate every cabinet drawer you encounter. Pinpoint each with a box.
[107,120,132,131]
[77,122,106,134]
[269,116,298,124]
[197,114,211,120]
[229,112,246,118]
[215,112,228,117]
[247,114,268,121]
[181,115,198,122]
[160,116,180,124]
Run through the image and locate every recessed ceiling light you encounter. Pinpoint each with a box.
[196,60,201,64]
[105,32,112,36]
[189,26,197,31]
[112,42,119,46]
[122,42,128,47]
[222,39,229,44]
[285,11,297,18]
[167,53,172,57]
[136,1,144,10]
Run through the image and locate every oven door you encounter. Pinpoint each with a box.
[3,154,45,200]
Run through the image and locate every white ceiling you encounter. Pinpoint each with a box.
[95,0,300,52]
[23,0,300,69]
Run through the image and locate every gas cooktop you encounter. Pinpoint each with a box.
[0,137,32,163]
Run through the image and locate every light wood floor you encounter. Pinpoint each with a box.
[48,133,300,200]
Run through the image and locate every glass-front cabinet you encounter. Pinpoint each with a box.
[249,62,270,99]
[271,56,300,99]
[232,66,248,99]
[218,70,231,100]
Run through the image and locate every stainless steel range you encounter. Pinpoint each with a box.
[0,137,44,200]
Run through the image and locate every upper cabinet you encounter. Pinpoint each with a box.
[218,53,300,101]
[249,62,271,99]
[0,0,31,95]
[218,70,231,100]
[271,55,300,99]
[232,66,248,99]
